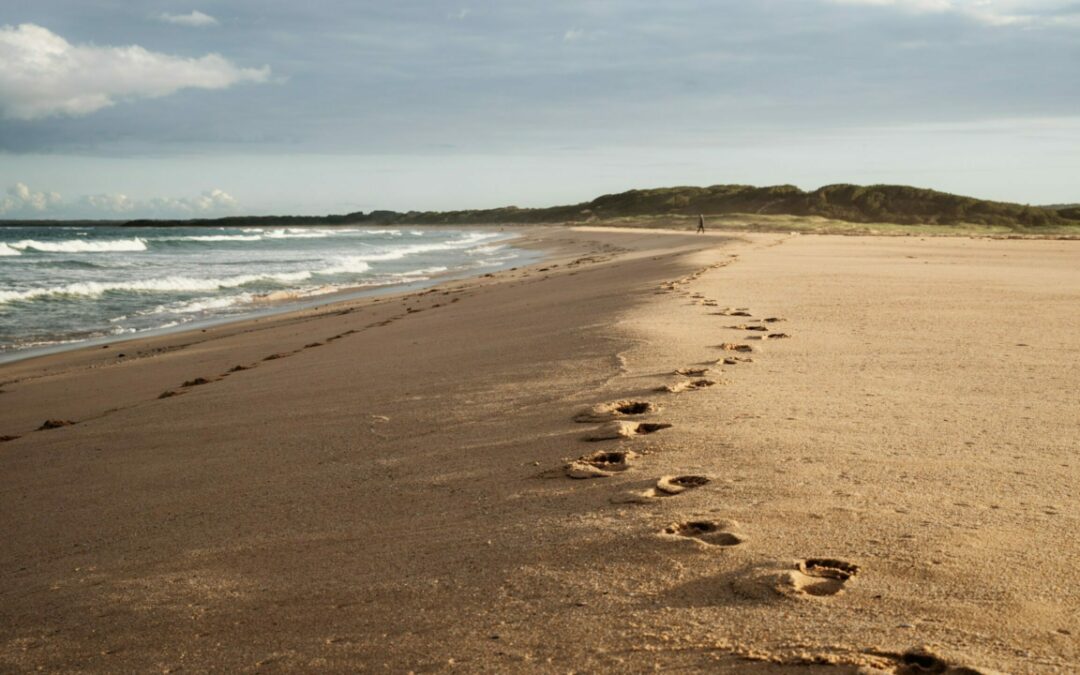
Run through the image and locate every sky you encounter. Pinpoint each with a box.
[0,0,1077,219]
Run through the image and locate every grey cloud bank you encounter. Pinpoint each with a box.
[0,0,1077,217]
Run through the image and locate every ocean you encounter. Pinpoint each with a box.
[0,225,529,359]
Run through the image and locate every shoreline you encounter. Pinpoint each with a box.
[1,227,1077,672]
[0,226,538,366]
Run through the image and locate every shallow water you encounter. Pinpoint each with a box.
[0,224,526,354]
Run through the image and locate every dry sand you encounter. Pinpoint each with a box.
[0,227,1077,673]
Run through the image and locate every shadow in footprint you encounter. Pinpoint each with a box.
[565,450,637,479]
[584,421,672,441]
[657,379,715,393]
[38,419,76,430]
[674,368,709,377]
[657,475,710,494]
[780,558,860,598]
[663,520,745,547]
[573,400,657,423]
[717,343,754,353]
[894,648,986,675]
[611,475,711,503]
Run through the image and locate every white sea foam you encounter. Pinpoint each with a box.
[155,234,262,242]
[397,266,448,277]
[319,258,372,275]
[0,271,313,304]
[0,243,21,256]
[466,244,506,255]
[349,233,501,263]
[9,238,148,253]
[140,293,256,316]
[264,229,331,239]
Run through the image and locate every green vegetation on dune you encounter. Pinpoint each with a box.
[4,184,1077,233]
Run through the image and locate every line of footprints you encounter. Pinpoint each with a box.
[551,265,860,600]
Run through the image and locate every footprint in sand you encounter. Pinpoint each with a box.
[584,421,672,441]
[895,648,987,675]
[718,343,754,353]
[38,419,76,430]
[766,333,791,340]
[573,400,658,423]
[564,450,637,479]
[158,390,185,399]
[674,368,709,377]
[714,308,752,317]
[728,324,769,332]
[780,558,860,597]
[181,377,215,387]
[763,317,787,323]
[657,379,716,393]
[262,352,292,361]
[662,519,746,547]
[611,475,711,503]
[719,356,754,365]
[656,475,710,495]
[1,435,21,443]
[228,364,253,373]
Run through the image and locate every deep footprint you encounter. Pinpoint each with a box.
[718,343,754,353]
[564,450,637,478]
[584,421,672,441]
[656,475,710,495]
[658,379,715,393]
[38,419,76,430]
[663,520,745,546]
[674,368,709,377]
[574,400,657,423]
[781,558,860,597]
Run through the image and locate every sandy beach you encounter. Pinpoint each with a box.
[1,226,1077,673]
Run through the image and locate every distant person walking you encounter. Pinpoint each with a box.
[697,214,705,233]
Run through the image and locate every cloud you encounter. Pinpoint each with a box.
[145,188,239,215]
[827,0,1080,26]
[0,182,62,214]
[0,183,240,218]
[0,23,269,120]
[78,193,137,214]
[158,10,220,27]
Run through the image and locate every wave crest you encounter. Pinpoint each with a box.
[9,238,148,253]
[0,271,313,304]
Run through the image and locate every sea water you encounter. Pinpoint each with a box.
[0,225,529,358]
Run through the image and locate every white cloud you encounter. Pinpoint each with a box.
[828,0,1080,26]
[0,182,62,214]
[158,10,220,27]
[79,193,137,213]
[145,188,239,215]
[0,23,269,120]
[0,183,240,218]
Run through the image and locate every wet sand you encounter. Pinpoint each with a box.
[1,227,1077,673]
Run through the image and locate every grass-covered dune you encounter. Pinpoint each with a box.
[5,184,1077,232]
